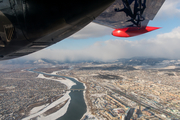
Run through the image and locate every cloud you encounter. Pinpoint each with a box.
[155,0,180,19]
[69,22,113,39]
[25,26,180,61]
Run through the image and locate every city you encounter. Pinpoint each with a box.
[60,63,180,120]
[0,58,180,120]
[0,68,66,119]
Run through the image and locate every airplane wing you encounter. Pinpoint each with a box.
[0,0,165,60]
[94,0,165,37]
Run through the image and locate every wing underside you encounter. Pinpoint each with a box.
[93,0,165,29]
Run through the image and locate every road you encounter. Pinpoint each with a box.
[105,86,180,119]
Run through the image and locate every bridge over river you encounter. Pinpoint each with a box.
[65,89,86,91]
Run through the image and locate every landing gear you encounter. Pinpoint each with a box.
[115,0,146,27]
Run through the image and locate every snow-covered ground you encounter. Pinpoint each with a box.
[80,83,98,120]
[51,71,60,75]
[23,70,89,120]
[161,66,176,69]
[30,104,48,115]
[23,91,71,120]
[22,73,76,120]
[37,74,76,89]
[91,93,106,97]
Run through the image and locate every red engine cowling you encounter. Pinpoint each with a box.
[112,26,160,37]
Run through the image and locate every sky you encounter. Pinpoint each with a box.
[25,0,180,62]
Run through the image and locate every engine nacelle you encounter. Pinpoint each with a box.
[112,26,160,37]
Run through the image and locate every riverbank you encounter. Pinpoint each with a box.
[22,73,75,120]
[77,79,97,120]
[54,74,93,120]
[23,91,71,120]
[52,72,90,120]
[24,69,87,120]
[37,73,76,89]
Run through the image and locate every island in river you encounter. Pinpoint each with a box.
[22,69,89,120]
